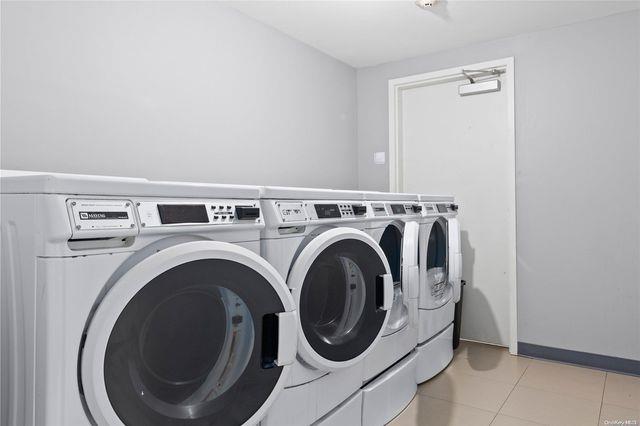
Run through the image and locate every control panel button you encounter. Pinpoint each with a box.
[338,204,355,217]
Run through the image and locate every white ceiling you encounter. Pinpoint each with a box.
[229,0,640,68]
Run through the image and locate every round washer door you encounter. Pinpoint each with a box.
[81,241,297,426]
[288,228,393,371]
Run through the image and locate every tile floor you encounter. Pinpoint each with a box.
[389,341,640,426]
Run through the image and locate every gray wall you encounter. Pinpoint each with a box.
[1,2,357,188]
[3,2,639,362]
[357,11,640,361]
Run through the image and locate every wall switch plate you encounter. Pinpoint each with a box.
[374,151,386,165]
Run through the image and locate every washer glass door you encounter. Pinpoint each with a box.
[82,242,295,426]
[427,218,451,306]
[291,229,391,367]
[379,224,409,335]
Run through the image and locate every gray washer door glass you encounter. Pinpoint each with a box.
[427,220,447,269]
[98,259,285,426]
[427,220,448,297]
[379,225,409,334]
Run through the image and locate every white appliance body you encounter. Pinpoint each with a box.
[415,195,462,383]
[0,172,298,426]
[358,191,420,426]
[258,187,394,426]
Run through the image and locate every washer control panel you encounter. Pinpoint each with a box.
[137,200,260,228]
[371,203,388,216]
[369,202,421,218]
[312,203,366,220]
[270,200,366,224]
[389,203,421,216]
[423,203,437,215]
[422,203,458,216]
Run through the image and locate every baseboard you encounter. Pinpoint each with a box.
[460,338,506,349]
[518,342,640,376]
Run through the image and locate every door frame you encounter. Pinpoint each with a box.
[387,57,517,354]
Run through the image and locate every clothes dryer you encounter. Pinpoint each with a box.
[0,171,297,426]
[415,195,462,383]
[258,187,393,426]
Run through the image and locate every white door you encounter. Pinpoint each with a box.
[396,63,515,347]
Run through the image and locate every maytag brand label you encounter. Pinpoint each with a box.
[79,211,129,220]
[68,199,136,235]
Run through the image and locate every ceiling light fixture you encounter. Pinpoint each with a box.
[415,0,439,9]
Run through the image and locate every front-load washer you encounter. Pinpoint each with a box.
[415,195,462,383]
[0,171,298,426]
[359,191,420,425]
[258,186,394,426]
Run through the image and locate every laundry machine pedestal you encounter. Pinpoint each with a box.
[315,390,363,426]
[416,323,454,383]
[361,351,417,426]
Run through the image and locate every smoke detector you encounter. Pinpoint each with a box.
[415,0,439,9]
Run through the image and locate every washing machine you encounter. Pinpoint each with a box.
[415,194,462,383]
[258,186,394,426]
[355,191,420,426]
[0,171,298,426]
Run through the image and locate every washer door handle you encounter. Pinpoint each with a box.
[377,273,394,311]
[275,311,297,366]
[402,264,420,301]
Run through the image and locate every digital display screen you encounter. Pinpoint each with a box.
[315,204,341,219]
[352,205,367,216]
[390,204,406,214]
[158,204,209,224]
[236,206,260,220]
[437,204,448,213]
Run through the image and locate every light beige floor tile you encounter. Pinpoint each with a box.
[517,359,606,402]
[599,403,640,425]
[491,414,545,426]
[418,368,514,412]
[388,394,495,426]
[603,372,640,410]
[448,350,530,384]
[500,385,600,426]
